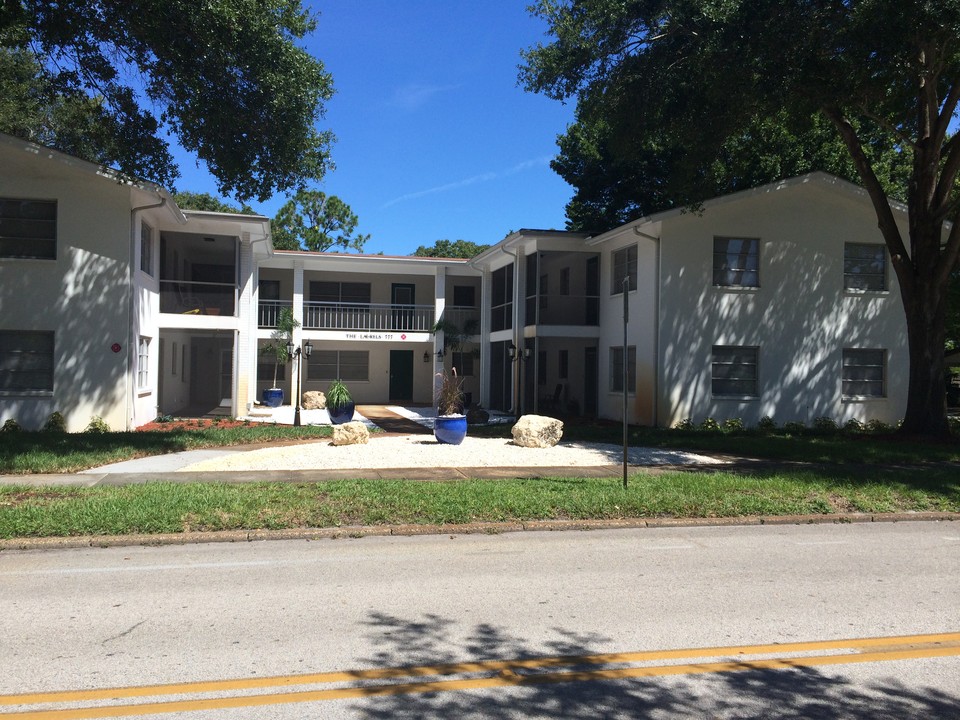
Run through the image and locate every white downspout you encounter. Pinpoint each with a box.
[127,196,167,430]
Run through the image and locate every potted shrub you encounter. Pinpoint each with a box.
[434,368,467,445]
[261,307,299,407]
[326,378,355,425]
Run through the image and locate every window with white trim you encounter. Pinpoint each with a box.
[137,337,150,389]
[713,237,759,288]
[609,345,636,393]
[712,345,759,397]
[844,243,886,291]
[611,245,638,294]
[308,350,369,382]
[0,331,54,391]
[140,221,154,276]
[0,198,56,259]
[842,348,886,398]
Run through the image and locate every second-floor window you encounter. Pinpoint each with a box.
[714,237,759,288]
[491,265,513,332]
[140,221,154,276]
[844,243,886,291]
[611,245,637,294]
[310,281,371,305]
[0,198,56,260]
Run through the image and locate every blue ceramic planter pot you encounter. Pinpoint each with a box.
[262,388,284,408]
[328,401,356,425]
[434,414,467,445]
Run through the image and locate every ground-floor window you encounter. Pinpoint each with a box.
[711,345,759,397]
[609,345,636,393]
[137,336,151,389]
[0,330,54,391]
[842,348,886,398]
[452,351,474,376]
[308,349,369,382]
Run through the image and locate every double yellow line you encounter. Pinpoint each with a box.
[3,632,959,719]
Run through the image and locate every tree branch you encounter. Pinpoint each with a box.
[823,106,912,286]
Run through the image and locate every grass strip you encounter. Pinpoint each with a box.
[1,466,957,539]
[0,425,333,474]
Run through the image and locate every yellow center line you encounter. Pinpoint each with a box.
[2,632,959,719]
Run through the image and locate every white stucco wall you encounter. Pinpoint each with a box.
[653,178,908,427]
[0,142,135,432]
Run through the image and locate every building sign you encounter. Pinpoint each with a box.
[317,331,431,343]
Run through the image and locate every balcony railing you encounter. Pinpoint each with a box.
[160,280,236,316]
[304,302,435,331]
[524,294,600,326]
[258,300,293,328]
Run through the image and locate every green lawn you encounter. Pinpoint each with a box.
[1,422,957,541]
[0,424,333,474]
[2,421,958,475]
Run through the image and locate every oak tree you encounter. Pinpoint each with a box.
[522,0,960,436]
[0,0,333,201]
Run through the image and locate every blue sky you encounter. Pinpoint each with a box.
[170,2,575,256]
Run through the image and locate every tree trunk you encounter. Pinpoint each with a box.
[898,230,950,437]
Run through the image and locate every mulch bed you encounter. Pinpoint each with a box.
[136,419,250,432]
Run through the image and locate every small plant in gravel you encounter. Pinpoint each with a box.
[722,418,745,432]
[42,411,66,433]
[84,416,110,434]
[699,417,721,432]
[674,418,694,431]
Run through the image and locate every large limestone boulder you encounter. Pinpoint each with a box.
[511,414,564,448]
[331,421,369,446]
[302,391,326,410]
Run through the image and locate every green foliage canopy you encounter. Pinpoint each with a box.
[271,189,369,252]
[521,0,960,435]
[412,239,490,258]
[172,192,253,214]
[0,0,334,201]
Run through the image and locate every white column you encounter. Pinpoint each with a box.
[479,269,491,408]
[292,260,304,405]
[236,232,254,415]
[434,268,446,365]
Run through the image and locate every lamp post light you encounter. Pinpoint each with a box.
[287,339,313,427]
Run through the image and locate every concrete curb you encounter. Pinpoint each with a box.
[1,512,956,551]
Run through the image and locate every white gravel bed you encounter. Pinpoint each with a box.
[177,435,726,472]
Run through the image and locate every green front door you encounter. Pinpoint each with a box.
[389,350,414,402]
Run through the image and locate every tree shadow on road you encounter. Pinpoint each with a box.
[351,612,959,719]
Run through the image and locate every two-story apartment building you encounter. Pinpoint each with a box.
[0,133,909,431]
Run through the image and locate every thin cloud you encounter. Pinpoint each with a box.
[383,156,552,208]
[390,83,461,111]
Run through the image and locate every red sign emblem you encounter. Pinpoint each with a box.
[400,334,407,340]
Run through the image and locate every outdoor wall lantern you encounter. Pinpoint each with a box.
[287,340,313,427]
[423,351,430,363]
[507,342,517,360]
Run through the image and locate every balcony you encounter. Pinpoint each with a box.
[160,280,236,316]
[258,300,293,328]
[525,294,600,327]
[442,306,481,334]
[256,301,437,331]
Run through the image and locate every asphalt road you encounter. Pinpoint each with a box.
[1,521,958,719]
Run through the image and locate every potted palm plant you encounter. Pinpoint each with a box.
[261,307,299,407]
[326,378,355,424]
[434,368,467,445]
